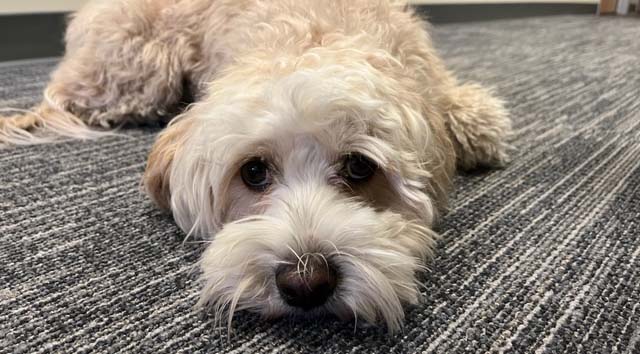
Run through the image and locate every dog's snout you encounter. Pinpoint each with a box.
[275,256,337,310]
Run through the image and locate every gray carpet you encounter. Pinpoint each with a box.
[1,15,640,353]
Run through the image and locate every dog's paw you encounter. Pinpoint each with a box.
[444,83,512,171]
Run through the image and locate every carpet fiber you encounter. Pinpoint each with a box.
[1,15,639,353]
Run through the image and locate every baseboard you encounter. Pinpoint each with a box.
[0,4,598,61]
[419,3,597,23]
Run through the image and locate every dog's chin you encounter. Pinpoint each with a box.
[195,197,436,333]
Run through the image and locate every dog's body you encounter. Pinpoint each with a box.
[0,0,510,331]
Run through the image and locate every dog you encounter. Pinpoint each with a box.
[0,0,511,332]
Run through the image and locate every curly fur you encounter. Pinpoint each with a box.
[0,0,511,332]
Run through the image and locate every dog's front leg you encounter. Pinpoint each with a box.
[442,83,512,170]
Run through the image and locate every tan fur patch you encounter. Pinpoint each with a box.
[143,116,195,210]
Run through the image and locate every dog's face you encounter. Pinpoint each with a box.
[144,57,455,332]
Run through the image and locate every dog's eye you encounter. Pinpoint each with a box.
[241,158,272,191]
[343,153,377,182]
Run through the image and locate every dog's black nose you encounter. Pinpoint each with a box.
[275,256,338,310]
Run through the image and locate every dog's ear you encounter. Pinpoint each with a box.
[143,116,194,210]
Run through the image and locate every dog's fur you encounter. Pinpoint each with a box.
[0,0,511,332]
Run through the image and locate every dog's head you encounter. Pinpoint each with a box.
[143,54,455,332]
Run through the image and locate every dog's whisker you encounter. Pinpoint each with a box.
[415,280,429,293]
[289,248,305,278]
[183,240,214,245]
[274,259,296,266]
[301,254,311,278]
[321,240,358,259]
[312,252,330,271]
[413,263,431,273]
[351,305,359,335]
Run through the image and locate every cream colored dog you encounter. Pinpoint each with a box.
[0,0,510,332]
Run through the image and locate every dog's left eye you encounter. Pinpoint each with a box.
[241,158,272,191]
[343,153,377,183]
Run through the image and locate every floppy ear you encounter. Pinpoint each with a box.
[143,116,194,210]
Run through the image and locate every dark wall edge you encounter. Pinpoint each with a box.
[418,3,597,24]
[0,13,68,62]
[0,4,597,62]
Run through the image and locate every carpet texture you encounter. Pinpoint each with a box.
[1,15,639,353]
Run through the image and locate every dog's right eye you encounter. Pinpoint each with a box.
[342,153,377,183]
[241,158,272,192]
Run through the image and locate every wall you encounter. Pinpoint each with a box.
[0,0,600,15]
[413,0,598,3]
[0,0,88,15]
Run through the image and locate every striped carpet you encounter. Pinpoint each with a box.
[1,15,639,353]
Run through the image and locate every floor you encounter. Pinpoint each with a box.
[1,15,639,354]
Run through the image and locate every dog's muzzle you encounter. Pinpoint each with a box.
[275,255,338,310]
